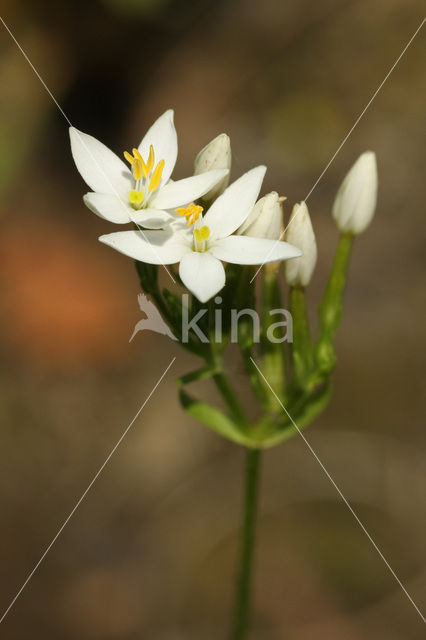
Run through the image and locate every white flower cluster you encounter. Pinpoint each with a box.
[70,110,377,302]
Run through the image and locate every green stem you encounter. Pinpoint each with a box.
[260,269,286,409]
[316,232,354,374]
[240,344,270,408]
[212,371,249,428]
[289,285,314,387]
[231,448,262,640]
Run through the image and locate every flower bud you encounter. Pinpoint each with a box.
[194,133,231,200]
[284,201,317,287]
[332,151,378,234]
[237,191,283,240]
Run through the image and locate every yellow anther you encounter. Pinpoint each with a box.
[132,148,149,178]
[124,150,135,165]
[132,159,143,181]
[149,159,165,192]
[129,190,144,205]
[147,145,155,172]
[175,203,203,226]
[194,226,210,242]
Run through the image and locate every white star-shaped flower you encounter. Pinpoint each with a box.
[99,166,301,302]
[69,110,228,229]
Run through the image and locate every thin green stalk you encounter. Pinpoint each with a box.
[207,298,249,429]
[212,371,249,428]
[316,232,353,374]
[231,448,262,640]
[260,269,286,409]
[289,285,314,387]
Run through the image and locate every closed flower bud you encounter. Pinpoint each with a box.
[194,133,231,200]
[237,191,283,240]
[332,151,378,234]
[285,201,317,286]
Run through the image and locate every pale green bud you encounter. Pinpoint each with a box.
[285,201,317,287]
[194,133,231,200]
[332,151,378,234]
[237,191,283,240]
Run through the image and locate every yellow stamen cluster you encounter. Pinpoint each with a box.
[124,146,155,180]
[194,226,210,242]
[123,145,165,200]
[175,203,203,226]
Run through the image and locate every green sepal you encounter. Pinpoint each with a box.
[179,389,253,447]
[249,378,333,449]
[176,365,216,387]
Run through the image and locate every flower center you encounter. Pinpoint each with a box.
[123,145,165,210]
[193,225,210,252]
[175,203,203,226]
[175,204,210,252]
[174,204,210,252]
[129,190,144,205]
[194,226,210,242]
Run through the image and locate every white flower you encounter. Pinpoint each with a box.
[332,151,378,234]
[194,133,231,200]
[284,201,317,286]
[99,166,302,302]
[237,191,283,239]
[69,110,228,229]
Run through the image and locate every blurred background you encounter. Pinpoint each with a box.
[0,0,425,638]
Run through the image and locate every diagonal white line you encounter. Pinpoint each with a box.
[0,356,176,626]
[0,15,176,283]
[0,16,72,124]
[250,17,426,283]
[302,16,425,203]
[250,357,426,624]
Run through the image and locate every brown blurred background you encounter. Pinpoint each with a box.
[0,0,425,638]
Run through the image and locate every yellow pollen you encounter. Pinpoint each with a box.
[133,159,143,181]
[194,226,210,242]
[124,146,161,183]
[132,148,149,178]
[149,159,165,192]
[175,203,203,226]
[129,190,144,205]
[147,145,155,172]
[124,150,135,165]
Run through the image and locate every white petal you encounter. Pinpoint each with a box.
[179,252,226,303]
[69,127,132,199]
[284,201,317,286]
[130,208,175,229]
[99,229,190,264]
[237,192,283,239]
[210,235,302,265]
[138,110,178,185]
[332,151,378,234]
[83,192,132,224]
[204,166,266,240]
[194,133,231,200]
[151,170,229,210]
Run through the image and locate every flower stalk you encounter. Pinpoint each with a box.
[289,285,314,388]
[260,268,286,410]
[231,448,262,640]
[316,232,354,376]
